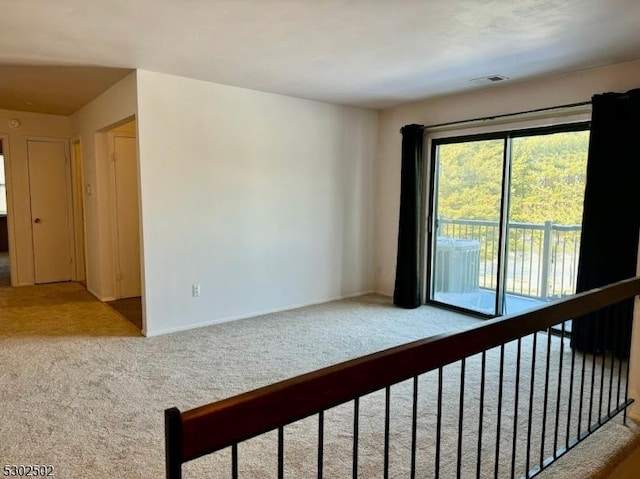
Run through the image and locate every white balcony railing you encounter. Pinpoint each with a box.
[438,218,581,301]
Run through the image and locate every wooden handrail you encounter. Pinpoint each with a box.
[171,276,640,463]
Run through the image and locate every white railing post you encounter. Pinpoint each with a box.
[540,221,553,299]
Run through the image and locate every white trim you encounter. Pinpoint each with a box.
[0,133,17,286]
[86,284,116,303]
[422,108,592,307]
[426,104,592,137]
[425,105,591,143]
[107,130,138,300]
[144,290,376,337]
[70,136,88,283]
[628,411,640,423]
[25,137,74,284]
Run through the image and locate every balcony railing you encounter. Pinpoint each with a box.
[165,277,640,479]
[438,218,581,300]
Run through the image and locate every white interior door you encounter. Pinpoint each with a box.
[113,135,141,298]
[28,140,73,284]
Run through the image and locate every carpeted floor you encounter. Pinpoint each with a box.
[107,296,143,330]
[0,283,638,478]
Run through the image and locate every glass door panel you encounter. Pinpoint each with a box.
[431,139,504,315]
[505,131,589,315]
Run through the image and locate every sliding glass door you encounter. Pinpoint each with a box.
[431,137,504,314]
[428,124,590,317]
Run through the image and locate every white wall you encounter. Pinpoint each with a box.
[0,110,71,285]
[136,70,378,336]
[70,72,137,300]
[375,58,640,417]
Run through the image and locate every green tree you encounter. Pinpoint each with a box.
[436,130,589,226]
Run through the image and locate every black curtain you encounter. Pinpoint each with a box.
[571,89,640,358]
[393,124,425,309]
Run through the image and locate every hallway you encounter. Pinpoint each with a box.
[0,251,143,331]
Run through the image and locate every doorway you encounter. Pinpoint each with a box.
[0,139,10,287]
[105,119,142,330]
[427,123,590,317]
[109,125,141,299]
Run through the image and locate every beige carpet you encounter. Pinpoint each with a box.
[0,283,638,478]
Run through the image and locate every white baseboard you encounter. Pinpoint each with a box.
[375,290,392,298]
[627,411,640,424]
[85,285,115,303]
[145,290,375,337]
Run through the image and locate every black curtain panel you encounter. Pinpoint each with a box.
[393,124,425,309]
[571,89,640,358]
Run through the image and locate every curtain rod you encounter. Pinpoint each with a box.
[423,100,592,130]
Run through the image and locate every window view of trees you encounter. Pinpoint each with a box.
[432,129,590,315]
[437,131,589,225]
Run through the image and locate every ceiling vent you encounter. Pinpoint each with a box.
[469,74,509,85]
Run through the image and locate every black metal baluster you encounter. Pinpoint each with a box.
[457,359,466,479]
[511,339,522,479]
[477,352,486,479]
[588,326,598,431]
[353,398,359,478]
[436,367,443,479]
[232,444,238,479]
[494,346,505,479]
[540,328,552,467]
[278,426,284,479]
[553,322,566,456]
[616,311,623,409]
[318,411,324,479]
[566,326,577,449]
[578,345,587,437]
[616,357,622,409]
[598,325,608,424]
[526,332,537,474]
[608,344,615,416]
[624,359,630,425]
[384,386,390,479]
[411,376,418,479]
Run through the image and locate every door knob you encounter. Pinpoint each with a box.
[34,218,41,224]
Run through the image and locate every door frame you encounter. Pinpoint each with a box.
[0,134,17,286]
[26,137,75,284]
[70,136,88,283]
[426,132,508,318]
[107,129,140,300]
[423,116,592,317]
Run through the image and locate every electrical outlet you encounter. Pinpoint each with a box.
[192,283,201,297]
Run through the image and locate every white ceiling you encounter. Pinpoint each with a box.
[2,0,640,115]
